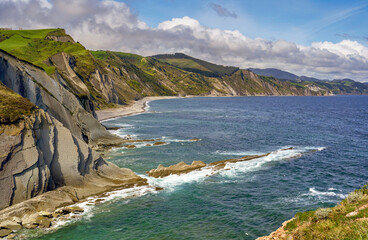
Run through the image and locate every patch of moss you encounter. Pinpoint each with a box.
[0,82,35,123]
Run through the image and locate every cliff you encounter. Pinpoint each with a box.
[0,50,122,149]
[0,84,146,212]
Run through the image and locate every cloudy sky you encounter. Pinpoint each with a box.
[0,0,368,81]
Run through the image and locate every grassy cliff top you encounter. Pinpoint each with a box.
[283,185,368,239]
[0,28,94,77]
[0,82,35,124]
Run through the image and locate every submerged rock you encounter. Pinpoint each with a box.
[153,141,166,146]
[147,161,206,178]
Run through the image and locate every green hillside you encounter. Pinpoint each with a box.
[0,28,94,77]
[152,53,239,77]
[1,28,367,111]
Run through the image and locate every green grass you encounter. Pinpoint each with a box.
[160,58,210,72]
[153,53,239,77]
[283,185,368,240]
[0,29,94,76]
[0,83,35,123]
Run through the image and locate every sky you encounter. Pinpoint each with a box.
[0,0,367,81]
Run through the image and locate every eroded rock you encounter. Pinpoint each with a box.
[147,161,206,178]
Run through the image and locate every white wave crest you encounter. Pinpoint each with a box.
[50,185,155,229]
[307,187,346,199]
[145,146,326,190]
[220,146,325,177]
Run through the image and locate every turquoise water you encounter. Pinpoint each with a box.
[32,96,368,239]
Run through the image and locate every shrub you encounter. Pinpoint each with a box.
[315,208,332,220]
[347,191,364,204]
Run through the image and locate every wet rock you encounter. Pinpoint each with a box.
[0,220,22,230]
[153,142,166,146]
[155,187,164,191]
[36,216,51,228]
[147,161,206,178]
[189,138,201,142]
[56,206,84,215]
[0,229,12,238]
[146,144,152,147]
[22,213,39,229]
[125,145,136,149]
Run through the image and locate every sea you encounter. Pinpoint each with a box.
[29,96,368,240]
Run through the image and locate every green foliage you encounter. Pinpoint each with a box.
[127,80,142,93]
[0,29,94,77]
[0,83,35,123]
[153,53,239,77]
[315,208,332,220]
[347,191,364,203]
[283,184,368,239]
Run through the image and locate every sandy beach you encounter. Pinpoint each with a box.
[96,96,182,121]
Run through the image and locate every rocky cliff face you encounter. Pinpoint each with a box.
[0,109,145,210]
[0,51,122,148]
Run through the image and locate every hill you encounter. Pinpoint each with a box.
[152,53,239,77]
[1,28,367,113]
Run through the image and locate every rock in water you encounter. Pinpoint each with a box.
[147,161,206,178]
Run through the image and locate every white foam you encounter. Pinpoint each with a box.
[144,101,151,111]
[48,185,155,229]
[145,146,326,190]
[144,167,215,191]
[307,187,346,199]
[215,150,265,156]
[220,146,325,178]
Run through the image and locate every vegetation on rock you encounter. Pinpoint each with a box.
[0,82,35,123]
[283,185,368,239]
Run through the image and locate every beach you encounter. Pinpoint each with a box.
[96,96,182,121]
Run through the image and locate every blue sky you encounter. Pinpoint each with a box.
[124,0,368,46]
[0,0,368,81]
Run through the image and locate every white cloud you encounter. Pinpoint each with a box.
[0,0,367,81]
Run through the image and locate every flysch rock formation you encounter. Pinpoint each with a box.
[0,47,148,238]
[147,153,274,178]
[0,108,147,234]
[0,50,123,149]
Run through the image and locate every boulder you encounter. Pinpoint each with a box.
[0,220,21,230]
[0,229,12,238]
[153,142,166,146]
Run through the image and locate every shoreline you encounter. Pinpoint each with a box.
[96,96,183,122]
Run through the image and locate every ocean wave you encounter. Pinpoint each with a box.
[145,146,326,190]
[215,150,266,156]
[220,146,325,178]
[49,186,155,229]
[306,187,346,199]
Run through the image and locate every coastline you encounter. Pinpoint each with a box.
[96,96,183,122]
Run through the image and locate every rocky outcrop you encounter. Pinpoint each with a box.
[0,50,122,148]
[0,109,146,210]
[147,161,206,178]
[147,148,296,178]
[256,218,295,240]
